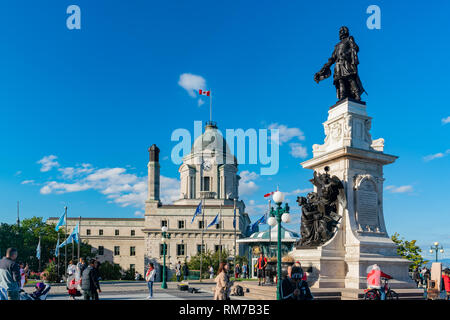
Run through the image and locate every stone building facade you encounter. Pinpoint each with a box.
[47,122,251,276]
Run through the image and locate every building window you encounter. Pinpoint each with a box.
[215,222,221,229]
[86,229,91,235]
[114,246,120,256]
[198,221,204,229]
[197,244,205,254]
[202,176,210,191]
[160,244,166,256]
[130,246,136,256]
[131,230,135,236]
[130,264,135,272]
[214,245,223,252]
[99,229,103,236]
[177,244,185,256]
[161,220,168,228]
[178,220,185,229]
[115,229,119,236]
[98,246,104,255]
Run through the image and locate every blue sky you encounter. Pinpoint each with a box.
[0,1,449,260]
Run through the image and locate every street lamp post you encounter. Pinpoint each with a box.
[161,226,171,289]
[267,190,290,301]
[429,242,444,262]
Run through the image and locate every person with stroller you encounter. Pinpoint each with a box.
[366,264,392,300]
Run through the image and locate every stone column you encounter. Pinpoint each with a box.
[148,144,160,203]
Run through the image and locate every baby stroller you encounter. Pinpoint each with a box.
[20,282,51,300]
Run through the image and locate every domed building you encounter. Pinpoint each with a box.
[143,121,251,276]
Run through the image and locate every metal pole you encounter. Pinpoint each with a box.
[162,233,167,289]
[77,216,81,260]
[64,206,68,279]
[268,200,271,256]
[234,198,237,259]
[38,235,41,272]
[200,196,204,282]
[57,232,60,279]
[219,204,222,265]
[276,204,282,301]
[210,90,212,122]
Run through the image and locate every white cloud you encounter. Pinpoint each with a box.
[268,123,305,145]
[385,185,413,193]
[134,211,144,217]
[423,149,450,162]
[21,180,35,185]
[239,170,259,196]
[442,116,450,125]
[35,156,180,210]
[178,73,206,98]
[285,188,313,196]
[289,142,308,158]
[37,155,59,172]
[198,99,205,107]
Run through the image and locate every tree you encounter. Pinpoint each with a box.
[391,232,428,270]
[188,249,231,276]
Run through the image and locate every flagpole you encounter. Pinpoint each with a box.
[219,204,222,264]
[233,198,237,260]
[64,206,68,279]
[200,195,205,282]
[77,216,81,260]
[57,232,60,279]
[209,90,212,123]
[38,235,41,272]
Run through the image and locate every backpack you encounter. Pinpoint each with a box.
[231,285,244,296]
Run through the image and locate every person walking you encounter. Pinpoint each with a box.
[81,259,101,300]
[183,263,189,281]
[209,265,214,279]
[19,263,26,289]
[76,258,86,282]
[0,248,21,300]
[145,263,156,299]
[242,263,248,279]
[175,261,181,282]
[366,264,392,300]
[412,267,420,287]
[257,253,268,286]
[92,260,102,300]
[214,262,233,300]
[234,264,240,279]
[67,260,76,278]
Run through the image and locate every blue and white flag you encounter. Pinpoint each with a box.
[54,211,66,231]
[55,237,60,257]
[191,201,202,224]
[59,223,79,248]
[207,213,220,229]
[36,239,41,260]
[233,208,236,228]
[250,214,267,233]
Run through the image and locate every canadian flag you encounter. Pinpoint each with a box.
[264,191,274,198]
[199,89,210,96]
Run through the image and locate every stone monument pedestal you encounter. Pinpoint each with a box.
[290,98,416,290]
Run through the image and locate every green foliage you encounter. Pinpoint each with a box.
[42,260,58,282]
[235,255,248,266]
[121,268,135,281]
[391,232,428,270]
[99,261,122,280]
[0,217,93,278]
[187,249,230,277]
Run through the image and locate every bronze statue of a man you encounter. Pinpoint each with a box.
[314,26,365,101]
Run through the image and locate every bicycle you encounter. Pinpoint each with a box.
[364,278,399,300]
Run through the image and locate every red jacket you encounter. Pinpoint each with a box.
[443,275,450,292]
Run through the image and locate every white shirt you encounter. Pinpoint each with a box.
[67,264,76,276]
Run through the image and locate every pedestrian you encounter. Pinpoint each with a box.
[0,248,21,300]
[67,260,76,277]
[76,257,86,282]
[19,263,26,289]
[183,263,189,280]
[442,268,450,300]
[145,263,156,299]
[294,261,308,281]
[134,271,141,281]
[92,260,102,300]
[257,253,268,286]
[81,259,101,300]
[214,262,233,300]
[242,263,248,279]
[175,261,181,282]
[234,264,240,279]
[209,265,214,279]
[412,267,420,287]
[279,266,313,300]
[366,264,392,300]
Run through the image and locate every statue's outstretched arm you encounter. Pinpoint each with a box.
[314,52,335,83]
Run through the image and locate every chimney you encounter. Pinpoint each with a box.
[148,144,160,202]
